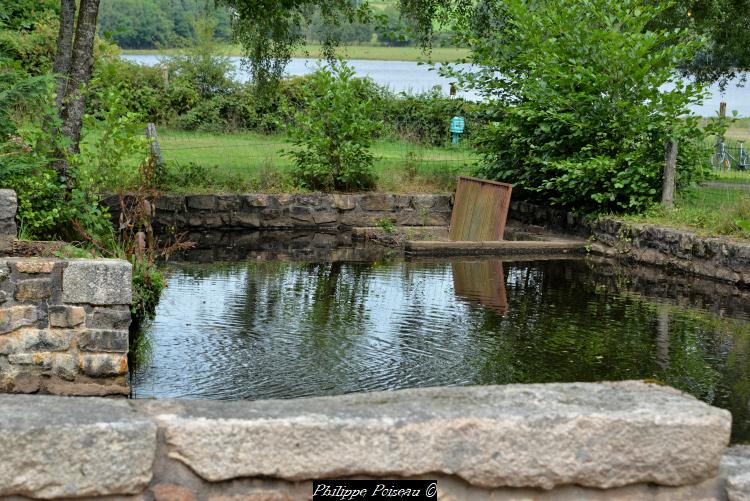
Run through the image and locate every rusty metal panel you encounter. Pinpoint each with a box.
[449,176,513,241]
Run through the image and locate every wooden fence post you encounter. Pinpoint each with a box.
[662,140,677,208]
[145,122,164,170]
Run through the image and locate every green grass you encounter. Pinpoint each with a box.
[622,187,750,239]
[155,129,475,193]
[122,43,470,62]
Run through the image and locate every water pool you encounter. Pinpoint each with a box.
[130,255,750,443]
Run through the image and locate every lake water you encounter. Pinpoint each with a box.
[130,249,750,444]
[123,54,749,117]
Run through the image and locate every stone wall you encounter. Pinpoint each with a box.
[0,258,132,396]
[509,200,750,286]
[1,381,747,500]
[103,193,454,232]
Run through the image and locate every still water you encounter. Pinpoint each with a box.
[131,255,750,443]
[122,54,749,116]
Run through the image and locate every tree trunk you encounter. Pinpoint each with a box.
[59,0,101,155]
[53,0,76,108]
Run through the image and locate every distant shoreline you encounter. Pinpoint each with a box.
[120,43,471,63]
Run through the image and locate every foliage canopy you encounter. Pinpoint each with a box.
[449,0,714,213]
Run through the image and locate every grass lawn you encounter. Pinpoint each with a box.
[157,129,475,193]
[122,43,470,63]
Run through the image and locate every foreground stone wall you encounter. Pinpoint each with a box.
[0,382,747,500]
[0,258,132,396]
[510,200,750,286]
[103,193,454,232]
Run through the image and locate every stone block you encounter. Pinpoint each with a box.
[244,194,271,208]
[208,493,292,501]
[340,212,381,227]
[186,195,216,210]
[0,394,156,498]
[722,445,750,501]
[396,210,452,227]
[203,213,225,228]
[49,305,86,328]
[52,353,77,380]
[312,212,339,225]
[8,352,77,381]
[0,329,73,354]
[331,194,355,210]
[188,215,204,227]
[86,306,132,330]
[14,260,56,274]
[79,353,128,377]
[153,483,198,501]
[14,278,52,301]
[234,212,261,228]
[360,193,394,211]
[44,378,129,397]
[0,369,39,393]
[216,195,242,211]
[0,305,38,334]
[62,259,132,305]
[136,382,730,490]
[7,352,40,365]
[77,329,129,353]
[155,195,186,212]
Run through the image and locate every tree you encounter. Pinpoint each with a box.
[52,0,101,181]
[287,62,381,191]
[447,0,711,213]
[97,0,174,49]
[221,0,372,86]
[655,0,750,88]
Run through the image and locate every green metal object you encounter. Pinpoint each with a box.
[450,116,465,145]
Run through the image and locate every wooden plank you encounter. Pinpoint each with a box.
[449,176,513,241]
[404,239,586,256]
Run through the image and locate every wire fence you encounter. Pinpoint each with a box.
[150,126,749,236]
[155,128,478,192]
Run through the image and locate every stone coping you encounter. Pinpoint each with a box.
[509,200,750,286]
[0,381,736,499]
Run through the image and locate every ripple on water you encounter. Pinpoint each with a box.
[130,258,750,443]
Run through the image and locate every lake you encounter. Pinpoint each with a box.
[123,54,749,117]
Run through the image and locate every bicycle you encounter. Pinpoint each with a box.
[738,141,749,171]
[711,140,738,171]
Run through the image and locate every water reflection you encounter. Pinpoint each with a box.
[131,257,750,443]
[453,260,508,314]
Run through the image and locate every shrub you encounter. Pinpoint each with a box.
[455,0,713,213]
[287,62,382,191]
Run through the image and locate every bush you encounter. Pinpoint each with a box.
[455,0,713,213]
[287,62,382,191]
